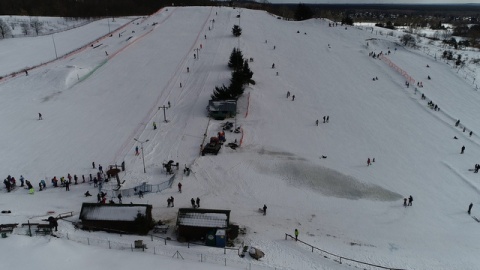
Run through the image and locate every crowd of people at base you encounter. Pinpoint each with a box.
[2,160,124,196]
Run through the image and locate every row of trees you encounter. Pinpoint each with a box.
[211,48,254,101]
[0,18,44,38]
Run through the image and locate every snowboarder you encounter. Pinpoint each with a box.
[470,131,473,137]
[196,197,200,208]
[273,45,276,50]
[294,229,299,241]
[170,196,174,207]
[461,145,465,154]
[194,53,196,59]
[323,116,326,123]
[263,204,267,215]
[118,193,122,204]
[191,198,196,208]
[135,146,139,156]
[286,91,290,98]
[292,95,295,101]
[326,116,329,123]
[84,191,92,197]
[168,101,171,108]
[167,197,171,207]
[455,120,460,127]
[187,67,189,73]
[153,121,157,130]
[92,162,95,169]
[367,158,371,166]
[316,119,319,126]
[38,113,42,120]
[180,82,182,88]
[408,195,413,206]
[74,174,78,184]
[403,198,407,207]
[204,35,206,39]
[178,182,182,193]
[25,70,28,76]
[468,203,473,215]
[272,63,275,69]
[428,75,431,80]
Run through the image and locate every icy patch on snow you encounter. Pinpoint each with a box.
[253,153,401,201]
[65,65,93,88]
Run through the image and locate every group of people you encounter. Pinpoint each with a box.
[167,196,175,207]
[3,175,37,194]
[403,195,414,207]
[286,91,295,101]
[367,157,375,166]
[3,175,17,192]
[315,116,330,126]
[191,197,201,208]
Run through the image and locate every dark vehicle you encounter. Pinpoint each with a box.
[202,137,222,156]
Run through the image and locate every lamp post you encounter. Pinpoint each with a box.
[52,34,58,58]
[134,138,149,173]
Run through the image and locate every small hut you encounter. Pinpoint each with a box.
[79,203,153,234]
[207,100,237,120]
[176,208,230,246]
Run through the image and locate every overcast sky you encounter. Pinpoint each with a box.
[268,0,479,4]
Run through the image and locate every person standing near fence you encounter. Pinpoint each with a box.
[294,229,299,241]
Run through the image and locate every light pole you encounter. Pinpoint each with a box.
[194,47,200,59]
[106,9,111,33]
[158,105,169,122]
[51,34,58,58]
[134,138,149,173]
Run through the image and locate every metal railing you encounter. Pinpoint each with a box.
[285,234,405,270]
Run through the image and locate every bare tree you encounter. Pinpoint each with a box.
[0,19,12,38]
[20,22,29,35]
[400,34,416,47]
[442,29,452,40]
[30,18,43,35]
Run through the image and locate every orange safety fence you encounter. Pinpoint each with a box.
[379,54,416,84]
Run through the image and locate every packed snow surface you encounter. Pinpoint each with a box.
[0,6,479,270]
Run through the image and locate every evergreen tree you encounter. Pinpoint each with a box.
[229,70,246,98]
[341,16,354,26]
[228,48,244,71]
[211,84,232,101]
[232,24,242,37]
[242,60,255,85]
[294,3,313,21]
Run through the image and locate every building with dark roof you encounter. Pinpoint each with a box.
[79,203,153,234]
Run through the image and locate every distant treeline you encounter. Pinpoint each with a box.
[0,0,210,17]
[1,0,479,23]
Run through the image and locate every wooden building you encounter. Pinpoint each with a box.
[79,203,153,234]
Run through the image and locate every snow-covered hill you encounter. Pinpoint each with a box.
[0,6,479,270]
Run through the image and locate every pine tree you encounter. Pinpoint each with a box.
[242,60,255,85]
[228,48,244,71]
[232,25,242,37]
